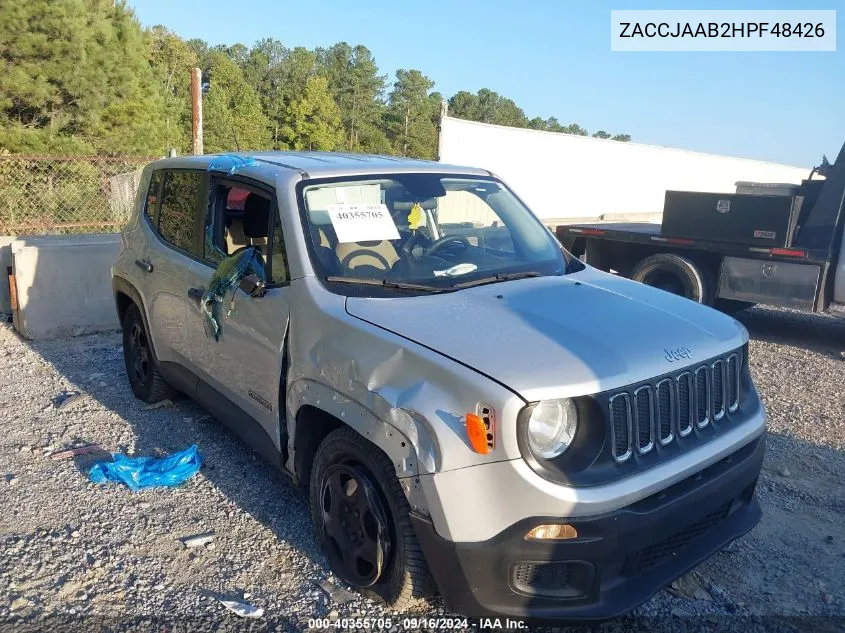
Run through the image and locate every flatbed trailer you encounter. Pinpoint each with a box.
[556,142,845,316]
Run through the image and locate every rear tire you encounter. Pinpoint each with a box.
[121,303,176,403]
[630,253,712,305]
[309,426,435,609]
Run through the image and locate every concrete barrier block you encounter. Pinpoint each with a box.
[10,234,121,340]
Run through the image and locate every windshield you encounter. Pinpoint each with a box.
[300,174,570,293]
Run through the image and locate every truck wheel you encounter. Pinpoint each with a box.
[121,303,176,403]
[310,426,435,609]
[630,253,711,304]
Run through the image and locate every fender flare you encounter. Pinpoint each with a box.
[112,275,149,332]
[286,378,431,513]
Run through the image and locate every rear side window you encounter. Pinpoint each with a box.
[158,171,203,254]
[144,171,163,221]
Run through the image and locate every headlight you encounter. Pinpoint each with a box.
[526,399,578,459]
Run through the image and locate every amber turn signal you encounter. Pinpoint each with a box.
[525,524,578,541]
[465,413,489,454]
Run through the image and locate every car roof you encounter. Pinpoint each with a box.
[147,151,493,185]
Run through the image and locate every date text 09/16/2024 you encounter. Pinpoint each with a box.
[307,617,527,630]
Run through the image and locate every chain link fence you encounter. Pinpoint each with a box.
[0,155,155,235]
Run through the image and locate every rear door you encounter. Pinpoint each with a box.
[143,169,208,366]
[183,176,291,454]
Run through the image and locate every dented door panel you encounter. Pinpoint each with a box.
[285,276,528,477]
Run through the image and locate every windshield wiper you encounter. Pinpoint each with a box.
[450,271,544,290]
[325,276,444,292]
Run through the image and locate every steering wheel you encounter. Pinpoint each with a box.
[426,234,471,257]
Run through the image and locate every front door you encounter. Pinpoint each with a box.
[184,177,291,456]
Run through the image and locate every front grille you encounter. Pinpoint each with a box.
[610,393,632,462]
[631,503,731,572]
[712,360,726,420]
[609,351,742,463]
[634,386,654,454]
[695,366,709,428]
[656,379,674,445]
[727,355,739,412]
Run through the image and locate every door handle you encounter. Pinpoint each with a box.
[188,287,205,306]
[135,258,153,273]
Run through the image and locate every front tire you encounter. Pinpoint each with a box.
[121,303,176,403]
[309,426,434,609]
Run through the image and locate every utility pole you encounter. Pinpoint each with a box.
[191,67,204,155]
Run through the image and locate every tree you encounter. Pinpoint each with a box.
[386,69,437,159]
[240,39,296,148]
[528,117,548,130]
[564,123,588,136]
[1,7,632,157]
[148,25,197,153]
[202,51,271,152]
[318,43,389,152]
[0,0,167,154]
[545,117,565,133]
[447,89,527,128]
[612,133,632,142]
[448,91,480,121]
[279,76,344,151]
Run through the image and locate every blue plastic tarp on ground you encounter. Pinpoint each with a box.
[89,445,202,491]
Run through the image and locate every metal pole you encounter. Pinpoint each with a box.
[191,68,203,155]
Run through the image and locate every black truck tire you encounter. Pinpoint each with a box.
[309,426,435,609]
[630,253,712,305]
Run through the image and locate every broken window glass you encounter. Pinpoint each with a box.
[200,245,266,341]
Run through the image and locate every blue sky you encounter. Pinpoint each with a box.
[129,0,843,167]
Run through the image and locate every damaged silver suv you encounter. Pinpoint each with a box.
[112,152,766,619]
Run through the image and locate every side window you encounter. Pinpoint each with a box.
[207,181,289,284]
[158,171,203,254]
[144,171,162,222]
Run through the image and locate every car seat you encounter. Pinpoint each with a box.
[227,194,269,255]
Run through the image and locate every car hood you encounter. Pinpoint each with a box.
[344,267,747,402]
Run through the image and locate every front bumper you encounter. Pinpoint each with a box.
[412,434,764,621]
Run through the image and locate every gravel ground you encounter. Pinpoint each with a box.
[0,307,844,633]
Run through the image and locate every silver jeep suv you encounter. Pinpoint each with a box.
[112,152,766,619]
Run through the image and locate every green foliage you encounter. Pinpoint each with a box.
[0,1,631,157]
[279,76,344,151]
[0,0,167,155]
[386,69,438,159]
[202,51,271,152]
[317,43,390,153]
[148,25,197,153]
[448,89,527,128]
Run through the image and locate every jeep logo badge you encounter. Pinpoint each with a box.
[664,346,693,362]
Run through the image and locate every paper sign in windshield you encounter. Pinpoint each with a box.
[327,204,400,244]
